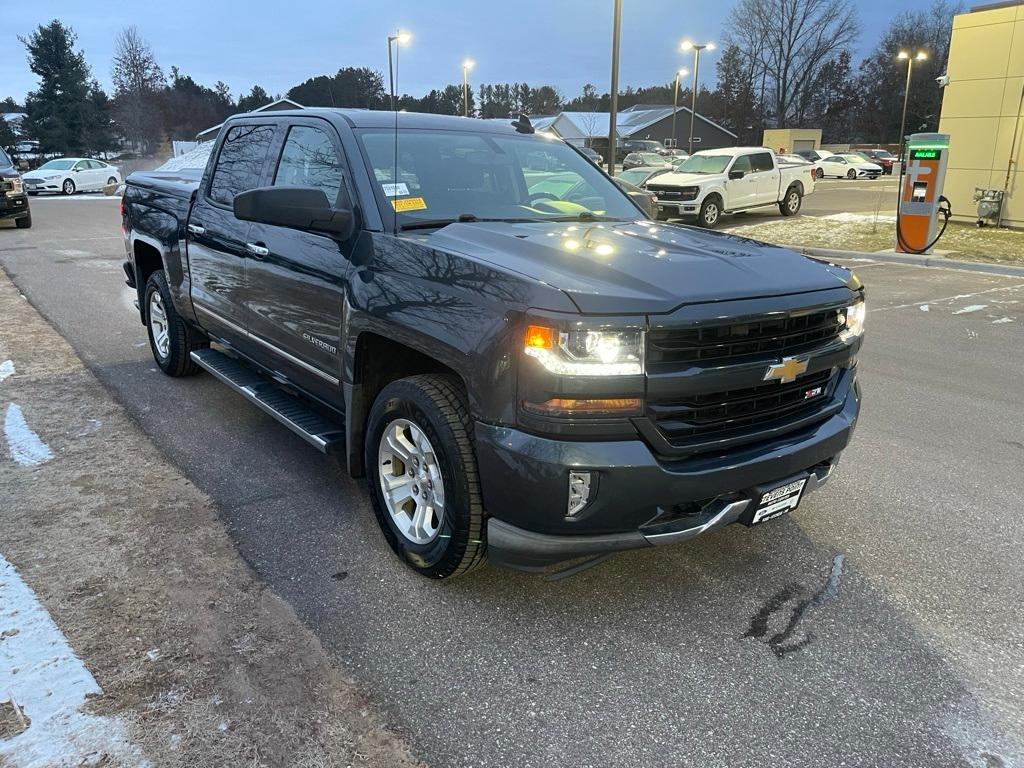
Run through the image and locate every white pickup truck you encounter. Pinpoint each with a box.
[644,147,816,228]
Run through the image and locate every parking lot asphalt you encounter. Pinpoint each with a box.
[2,196,1022,768]
[716,176,899,228]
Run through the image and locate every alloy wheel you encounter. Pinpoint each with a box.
[378,418,445,544]
[703,202,719,226]
[62,179,75,195]
[149,291,170,361]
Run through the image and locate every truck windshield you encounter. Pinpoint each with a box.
[356,128,641,228]
[673,154,733,174]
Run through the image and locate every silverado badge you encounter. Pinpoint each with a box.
[764,356,808,384]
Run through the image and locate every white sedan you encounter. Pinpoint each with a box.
[22,158,122,196]
[817,154,883,180]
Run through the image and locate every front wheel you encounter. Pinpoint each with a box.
[365,375,486,579]
[62,178,76,195]
[15,212,31,229]
[779,187,802,216]
[144,271,207,377]
[846,169,857,180]
[697,196,721,228]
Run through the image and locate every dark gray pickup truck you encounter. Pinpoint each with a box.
[121,109,864,579]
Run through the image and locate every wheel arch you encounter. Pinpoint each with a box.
[132,235,167,324]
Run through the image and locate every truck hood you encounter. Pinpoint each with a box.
[422,220,856,314]
[646,171,721,187]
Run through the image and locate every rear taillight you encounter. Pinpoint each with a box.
[120,198,127,235]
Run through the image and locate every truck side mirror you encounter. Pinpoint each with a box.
[233,185,355,239]
[728,169,745,180]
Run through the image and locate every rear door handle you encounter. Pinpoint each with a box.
[246,242,269,258]
[187,224,205,235]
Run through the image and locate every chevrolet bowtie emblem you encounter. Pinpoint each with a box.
[764,357,808,383]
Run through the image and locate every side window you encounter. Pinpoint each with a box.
[274,125,344,203]
[732,155,752,174]
[73,160,88,171]
[88,160,104,170]
[826,156,844,163]
[751,153,774,173]
[208,124,276,206]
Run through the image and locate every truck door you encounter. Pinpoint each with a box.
[750,151,781,205]
[187,123,276,342]
[726,154,756,208]
[242,118,356,393]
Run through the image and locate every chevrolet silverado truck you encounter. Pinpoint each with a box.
[121,110,863,579]
[647,147,816,228]
[0,147,31,228]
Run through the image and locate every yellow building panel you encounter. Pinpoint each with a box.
[944,167,998,224]
[940,78,1005,118]
[1000,78,1024,116]
[952,5,1019,30]
[939,116,1000,169]
[1007,19,1024,77]
[948,23,1014,80]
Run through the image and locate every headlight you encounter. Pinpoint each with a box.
[839,299,866,341]
[45,174,60,180]
[6,178,22,197]
[524,325,644,376]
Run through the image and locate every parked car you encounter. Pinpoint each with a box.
[615,139,665,163]
[646,146,817,227]
[22,158,122,195]
[580,146,603,165]
[611,176,658,217]
[0,147,31,228]
[794,149,831,178]
[617,167,672,187]
[121,109,863,579]
[857,149,896,175]
[658,147,689,158]
[778,153,823,179]
[817,154,883,180]
[623,151,671,170]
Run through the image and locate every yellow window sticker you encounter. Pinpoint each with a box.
[392,197,427,212]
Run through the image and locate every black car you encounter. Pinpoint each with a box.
[0,147,31,229]
[121,109,863,579]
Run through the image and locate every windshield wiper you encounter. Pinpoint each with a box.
[400,214,539,231]
[544,213,629,223]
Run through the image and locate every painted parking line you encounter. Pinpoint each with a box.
[0,554,147,766]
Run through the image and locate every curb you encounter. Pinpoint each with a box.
[798,246,1024,278]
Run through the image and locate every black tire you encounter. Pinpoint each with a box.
[815,167,824,179]
[365,374,486,579]
[697,195,721,228]
[779,186,802,217]
[15,212,32,229]
[107,176,118,186]
[27,191,38,196]
[62,178,76,195]
[144,271,207,377]
[846,169,857,180]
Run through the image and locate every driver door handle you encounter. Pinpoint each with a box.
[187,224,205,236]
[246,242,269,258]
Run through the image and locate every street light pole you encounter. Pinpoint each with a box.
[671,68,688,149]
[607,0,622,175]
[462,59,475,117]
[386,30,411,111]
[680,41,714,155]
[897,50,928,151]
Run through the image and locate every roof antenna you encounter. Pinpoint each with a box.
[511,113,534,134]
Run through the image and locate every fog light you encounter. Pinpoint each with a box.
[568,471,593,517]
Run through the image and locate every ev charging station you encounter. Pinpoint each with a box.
[896,133,951,254]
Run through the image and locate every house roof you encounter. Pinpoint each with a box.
[548,107,736,140]
[196,98,305,140]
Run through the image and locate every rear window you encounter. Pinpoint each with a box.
[208,124,276,206]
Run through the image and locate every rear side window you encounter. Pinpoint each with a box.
[273,125,343,203]
[750,153,774,173]
[208,124,276,206]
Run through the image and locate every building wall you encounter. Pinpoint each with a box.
[938,3,1024,226]
[628,115,737,150]
[762,129,822,153]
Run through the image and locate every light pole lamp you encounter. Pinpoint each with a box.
[671,68,689,149]
[897,50,928,152]
[462,59,475,117]
[680,40,714,155]
[387,30,411,111]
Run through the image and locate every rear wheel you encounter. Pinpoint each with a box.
[779,186,802,217]
[144,271,207,377]
[697,195,721,228]
[815,167,824,179]
[107,176,118,186]
[365,375,486,579]
[62,178,75,195]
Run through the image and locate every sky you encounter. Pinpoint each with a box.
[2,0,928,107]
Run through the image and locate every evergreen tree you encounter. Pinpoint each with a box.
[20,20,99,154]
[237,85,272,113]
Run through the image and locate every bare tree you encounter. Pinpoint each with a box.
[111,26,164,152]
[724,0,860,127]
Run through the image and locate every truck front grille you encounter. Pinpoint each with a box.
[647,184,698,202]
[647,305,845,367]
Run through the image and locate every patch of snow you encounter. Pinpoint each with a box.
[0,360,13,382]
[992,317,1015,324]
[953,304,988,315]
[155,143,214,173]
[0,554,148,766]
[145,648,160,662]
[822,212,897,223]
[920,305,930,312]
[4,404,53,467]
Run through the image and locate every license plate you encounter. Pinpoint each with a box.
[751,477,807,524]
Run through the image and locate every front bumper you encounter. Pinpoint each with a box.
[0,194,29,220]
[476,377,860,570]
